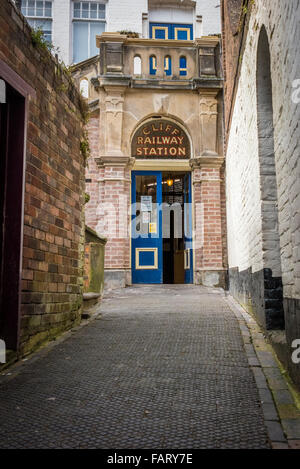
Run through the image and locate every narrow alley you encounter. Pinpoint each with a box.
[1,285,296,449]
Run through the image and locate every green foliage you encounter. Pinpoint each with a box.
[31,27,89,125]
[118,30,140,38]
[80,131,91,165]
[31,28,53,53]
[78,94,90,124]
[84,193,91,204]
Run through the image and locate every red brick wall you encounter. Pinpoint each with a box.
[193,166,226,277]
[0,0,86,354]
[221,0,251,143]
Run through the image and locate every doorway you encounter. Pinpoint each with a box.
[0,80,26,351]
[131,170,193,284]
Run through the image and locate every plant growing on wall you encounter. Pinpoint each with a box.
[80,130,91,166]
[118,30,140,38]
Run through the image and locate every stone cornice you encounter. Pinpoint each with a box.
[100,75,131,89]
[190,156,225,169]
[95,156,135,168]
[96,33,220,49]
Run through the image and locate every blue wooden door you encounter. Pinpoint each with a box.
[131,171,163,284]
[184,173,193,284]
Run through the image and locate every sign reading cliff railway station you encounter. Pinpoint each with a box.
[132,119,190,159]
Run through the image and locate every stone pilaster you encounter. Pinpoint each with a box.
[104,86,126,157]
[199,91,219,156]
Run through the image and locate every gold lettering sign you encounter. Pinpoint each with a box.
[132,119,190,159]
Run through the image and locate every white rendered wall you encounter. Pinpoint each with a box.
[52,0,72,64]
[149,8,194,24]
[106,0,147,35]
[226,0,300,299]
[50,0,221,64]
[196,0,221,35]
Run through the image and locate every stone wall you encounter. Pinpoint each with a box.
[0,0,86,356]
[222,0,300,385]
[84,226,107,295]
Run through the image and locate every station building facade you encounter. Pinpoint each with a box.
[73,5,226,289]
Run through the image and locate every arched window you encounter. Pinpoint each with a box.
[164,56,172,76]
[80,78,89,98]
[134,55,142,75]
[256,26,284,329]
[149,55,157,75]
[179,56,187,76]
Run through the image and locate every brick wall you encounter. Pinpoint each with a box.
[0,0,86,355]
[222,0,300,385]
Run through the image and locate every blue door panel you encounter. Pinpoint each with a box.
[131,171,163,284]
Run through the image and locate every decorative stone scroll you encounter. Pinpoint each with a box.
[132,119,190,159]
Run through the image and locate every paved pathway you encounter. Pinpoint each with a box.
[0,285,289,448]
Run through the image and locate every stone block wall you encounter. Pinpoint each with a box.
[84,226,107,295]
[0,0,86,355]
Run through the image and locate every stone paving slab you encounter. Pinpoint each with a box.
[0,285,285,449]
[225,294,300,450]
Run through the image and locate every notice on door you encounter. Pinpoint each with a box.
[141,196,152,212]
[132,119,190,159]
[149,223,157,234]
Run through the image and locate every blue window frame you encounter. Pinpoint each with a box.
[149,56,157,75]
[150,23,193,41]
[164,56,172,76]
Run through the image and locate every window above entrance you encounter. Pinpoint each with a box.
[150,23,193,40]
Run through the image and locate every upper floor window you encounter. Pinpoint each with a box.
[164,56,172,76]
[21,0,52,43]
[73,1,105,19]
[149,56,157,76]
[73,2,106,64]
[179,56,187,76]
[150,23,193,41]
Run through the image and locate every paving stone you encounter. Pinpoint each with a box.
[262,403,279,421]
[265,421,286,442]
[251,367,269,389]
[281,420,300,439]
[256,351,278,368]
[264,368,288,390]
[258,387,275,404]
[0,286,272,449]
[273,390,294,405]
[248,357,261,367]
[271,442,289,449]
[277,404,300,420]
[288,440,300,449]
